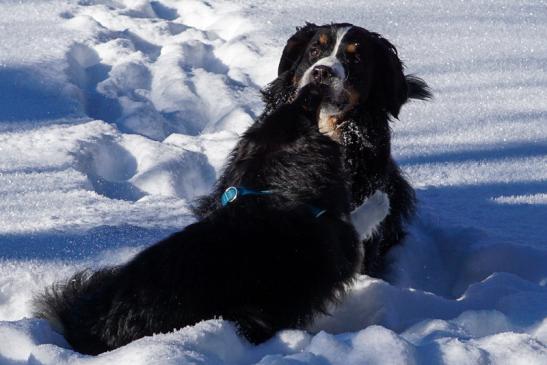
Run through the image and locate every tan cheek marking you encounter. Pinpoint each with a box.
[319,34,329,45]
[348,87,360,106]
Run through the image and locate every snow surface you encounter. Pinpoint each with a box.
[0,0,546,364]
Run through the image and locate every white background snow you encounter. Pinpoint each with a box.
[0,0,546,364]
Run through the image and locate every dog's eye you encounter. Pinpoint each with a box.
[309,47,321,59]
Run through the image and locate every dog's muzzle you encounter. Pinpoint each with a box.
[311,65,335,85]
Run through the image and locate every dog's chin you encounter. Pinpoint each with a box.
[322,95,350,111]
[316,84,356,142]
[294,80,355,142]
[313,79,345,101]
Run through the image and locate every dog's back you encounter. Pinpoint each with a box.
[34,84,361,354]
[193,86,352,220]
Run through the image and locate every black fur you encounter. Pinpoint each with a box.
[261,23,431,277]
[33,84,361,355]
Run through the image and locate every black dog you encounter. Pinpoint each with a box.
[261,23,431,277]
[34,84,385,355]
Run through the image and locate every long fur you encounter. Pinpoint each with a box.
[260,23,431,277]
[34,84,362,355]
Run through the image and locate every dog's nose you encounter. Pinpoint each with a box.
[311,65,334,83]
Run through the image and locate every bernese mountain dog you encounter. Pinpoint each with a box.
[261,23,431,277]
[34,83,390,354]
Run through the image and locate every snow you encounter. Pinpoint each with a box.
[0,0,545,364]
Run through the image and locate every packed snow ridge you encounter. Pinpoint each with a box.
[0,0,546,364]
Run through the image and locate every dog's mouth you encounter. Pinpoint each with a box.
[317,85,360,142]
[292,76,360,142]
[316,78,360,111]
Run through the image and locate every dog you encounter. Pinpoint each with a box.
[260,23,431,277]
[34,84,389,355]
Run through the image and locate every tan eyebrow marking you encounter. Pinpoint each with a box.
[346,43,358,54]
[319,33,329,45]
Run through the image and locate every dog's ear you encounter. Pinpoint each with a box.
[261,23,318,111]
[278,22,318,75]
[370,35,408,118]
[405,74,432,101]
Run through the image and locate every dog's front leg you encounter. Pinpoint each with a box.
[350,190,390,240]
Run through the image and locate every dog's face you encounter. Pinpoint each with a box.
[293,26,367,106]
[276,23,409,140]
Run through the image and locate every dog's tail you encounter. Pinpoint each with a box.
[406,75,432,101]
[33,268,116,355]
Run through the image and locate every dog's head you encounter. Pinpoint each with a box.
[265,23,430,139]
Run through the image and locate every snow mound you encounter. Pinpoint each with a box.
[60,0,267,140]
[0,120,203,235]
[1,315,545,365]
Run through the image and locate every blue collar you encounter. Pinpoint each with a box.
[220,186,326,218]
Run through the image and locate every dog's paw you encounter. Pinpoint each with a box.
[351,190,390,240]
[365,190,391,222]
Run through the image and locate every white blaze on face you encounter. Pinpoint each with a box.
[298,26,353,141]
[298,26,352,93]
